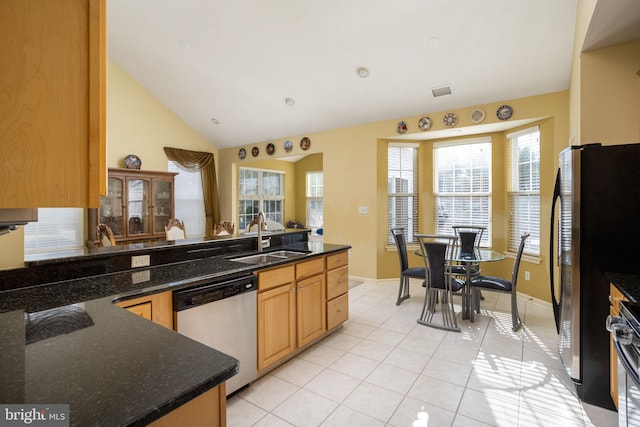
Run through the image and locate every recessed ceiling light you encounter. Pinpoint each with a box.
[429,36,441,49]
[210,118,219,125]
[284,97,295,106]
[357,67,369,78]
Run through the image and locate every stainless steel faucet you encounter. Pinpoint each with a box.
[256,211,266,252]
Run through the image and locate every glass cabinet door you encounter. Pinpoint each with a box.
[127,179,149,235]
[100,177,124,236]
[152,180,173,234]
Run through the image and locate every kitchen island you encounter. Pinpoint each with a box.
[0,231,351,426]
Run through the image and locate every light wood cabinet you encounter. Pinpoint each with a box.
[296,272,326,347]
[0,0,106,208]
[116,291,174,330]
[257,253,348,371]
[98,168,177,244]
[610,283,628,409]
[257,279,296,371]
[326,251,349,329]
[148,384,226,427]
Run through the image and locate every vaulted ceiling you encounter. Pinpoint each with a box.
[108,0,640,150]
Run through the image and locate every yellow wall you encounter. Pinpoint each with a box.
[219,91,570,300]
[107,60,216,170]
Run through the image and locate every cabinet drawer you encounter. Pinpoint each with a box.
[326,251,348,270]
[326,265,348,300]
[327,293,349,330]
[296,257,324,280]
[258,265,295,291]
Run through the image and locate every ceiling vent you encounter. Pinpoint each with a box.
[432,85,452,97]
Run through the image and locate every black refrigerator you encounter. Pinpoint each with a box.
[550,143,640,410]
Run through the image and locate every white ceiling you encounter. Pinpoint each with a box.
[107,0,640,150]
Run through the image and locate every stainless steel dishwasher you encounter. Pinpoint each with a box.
[174,274,258,396]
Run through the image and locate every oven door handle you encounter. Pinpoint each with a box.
[614,338,640,389]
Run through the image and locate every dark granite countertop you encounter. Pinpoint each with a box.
[0,239,351,426]
[607,272,640,303]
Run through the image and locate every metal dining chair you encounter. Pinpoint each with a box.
[471,233,530,331]
[416,234,466,332]
[390,228,427,305]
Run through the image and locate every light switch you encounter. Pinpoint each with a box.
[358,206,368,214]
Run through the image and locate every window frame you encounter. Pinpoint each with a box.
[238,167,285,230]
[433,137,492,247]
[306,171,323,228]
[168,161,206,238]
[507,126,540,255]
[387,142,419,245]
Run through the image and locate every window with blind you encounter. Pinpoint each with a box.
[24,208,84,255]
[434,138,492,247]
[508,126,540,255]
[388,143,419,244]
[238,167,284,230]
[169,161,205,237]
[306,171,323,228]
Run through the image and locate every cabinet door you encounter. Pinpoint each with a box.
[152,179,174,235]
[127,178,150,236]
[297,274,326,347]
[0,0,106,208]
[100,176,125,237]
[116,291,173,330]
[258,284,296,371]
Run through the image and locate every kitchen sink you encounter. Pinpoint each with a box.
[229,250,308,264]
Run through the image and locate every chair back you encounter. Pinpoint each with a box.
[390,228,410,271]
[165,218,186,240]
[417,234,457,290]
[511,233,530,286]
[97,224,115,247]
[452,225,486,249]
[214,221,235,236]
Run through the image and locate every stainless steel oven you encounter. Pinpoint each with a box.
[607,302,640,426]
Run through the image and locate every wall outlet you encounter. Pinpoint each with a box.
[525,271,530,281]
[131,270,150,284]
[131,255,150,268]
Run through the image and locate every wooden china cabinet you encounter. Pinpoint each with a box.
[89,168,177,246]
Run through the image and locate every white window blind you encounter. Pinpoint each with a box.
[508,126,540,255]
[434,138,492,247]
[169,161,205,238]
[24,208,84,255]
[238,167,284,230]
[388,143,419,244]
[306,171,323,228]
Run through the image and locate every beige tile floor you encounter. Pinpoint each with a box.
[227,279,618,426]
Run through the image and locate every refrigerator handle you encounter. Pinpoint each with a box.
[549,167,561,333]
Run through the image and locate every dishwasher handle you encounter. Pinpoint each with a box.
[174,274,257,311]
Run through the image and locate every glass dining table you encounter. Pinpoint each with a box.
[415,247,506,322]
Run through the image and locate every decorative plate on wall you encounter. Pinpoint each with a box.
[396,121,408,134]
[443,112,458,127]
[124,154,141,169]
[238,148,246,159]
[300,137,311,150]
[418,116,432,131]
[284,140,293,152]
[496,105,513,120]
[266,143,275,155]
[469,108,486,124]
[251,146,260,157]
